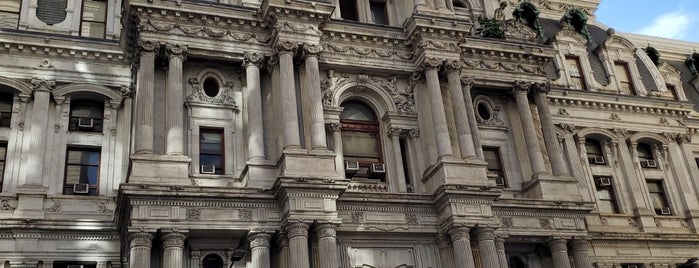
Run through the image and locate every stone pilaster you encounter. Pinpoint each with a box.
[161,232,186,268]
[316,224,339,268]
[532,82,569,176]
[448,226,476,268]
[249,232,272,268]
[513,81,547,176]
[570,239,593,268]
[244,52,266,161]
[276,41,301,150]
[129,232,154,268]
[165,44,187,156]
[302,44,327,151]
[495,236,508,268]
[24,78,53,186]
[134,41,159,154]
[446,61,476,159]
[329,123,344,177]
[388,127,407,192]
[549,238,572,268]
[474,227,500,268]
[286,222,310,268]
[461,78,483,160]
[422,58,453,158]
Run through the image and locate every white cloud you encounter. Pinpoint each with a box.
[637,10,691,40]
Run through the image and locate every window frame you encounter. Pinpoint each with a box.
[63,146,101,196]
[646,179,671,215]
[483,146,506,187]
[565,55,588,90]
[0,91,13,128]
[340,101,384,180]
[199,127,225,175]
[368,0,388,25]
[68,99,105,133]
[79,0,108,38]
[584,139,606,165]
[614,61,636,95]
[593,176,619,214]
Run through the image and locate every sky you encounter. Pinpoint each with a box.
[596,0,699,43]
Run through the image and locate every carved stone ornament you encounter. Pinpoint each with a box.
[513,80,533,93]
[408,129,420,139]
[558,108,569,115]
[612,127,628,137]
[445,60,462,71]
[448,226,471,240]
[31,78,55,93]
[302,44,323,57]
[239,209,253,221]
[187,78,239,111]
[165,44,188,60]
[556,123,576,133]
[97,202,114,214]
[320,70,415,113]
[501,217,513,227]
[45,200,62,213]
[161,232,187,248]
[474,227,496,241]
[420,58,444,71]
[461,77,475,89]
[405,213,418,225]
[186,208,201,221]
[137,40,160,54]
[609,113,621,120]
[503,20,539,43]
[285,222,309,238]
[539,218,552,229]
[0,199,16,211]
[128,232,155,248]
[316,224,337,238]
[249,232,272,248]
[243,52,265,67]
[351,212,364,223]
[275,41,298,53]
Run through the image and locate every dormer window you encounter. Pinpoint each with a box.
[80,0,107,38]
[68,100,104,133]
[566,56,587,90]
[0,92,12,127]
[614,62,635,95]
[0,0,20,29]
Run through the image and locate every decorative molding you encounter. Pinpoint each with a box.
[0,199,16,211]
[239,209,252,221]
[186,208,201,221]
[320,70,415,113]
[97,202,114,214]
[351,212,364,223]
[44,200,62,213]
[187,78,239,111]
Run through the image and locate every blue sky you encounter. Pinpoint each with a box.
[596,0,699,43]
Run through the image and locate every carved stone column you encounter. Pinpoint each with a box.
[570,239,593,268]
[25,79,53,185]
[249,232,272,268]
[446,61,476,159]
[388,128,407,192]
[161,232,186,268]
[165,44,187,155]
[448,227,476,268]
[129,232,154,268]
[276,41,301,149]
[532,82,569,176]
[495,236,508,268]
[302,44,328,150]
[423,59,453,158]
[461,78,483,160]
[316,224,339,268]
[474,227,500,268]
[549,238,572,268]
[514,81,547,176]
[286,222,310,268]
[244,53,266,161]
[134,41,159,154]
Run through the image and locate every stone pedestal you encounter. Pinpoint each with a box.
[129,232,154,268]
[161,232,186,268]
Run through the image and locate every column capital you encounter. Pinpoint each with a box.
[315,223,337,239]
[387,127,404,138]
[128,232,154,248]
[513,80,532,94]
[445,60,462,71]
[419,58,443,71]
[249,232,272,249]
[275,41,298,54]
[285,222,309,239]
[267,54,279,67]
[244,52,266,67]
[460,77,475,89]
[161,232,187,249]
[532,81,551,94]
[569,238,589,253]
[301,44,323,58]
[448,226,471,241]
[328,122,342,132]
[474,227,496,241]
[408,129,420,139]
[138,40,160,54]
[548,237,568,252]
[494,236,506,250]
[165,44,188,59]
[30,78,55,93]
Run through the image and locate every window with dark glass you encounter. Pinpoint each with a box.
[0,142,6,192]
[68,100,104,132]
[200,128,224,175]
[593,176,618,213]
[339,0,359,21]
[585,139,606,165]
[369,1,388,25]
[202,254,224,268]
[53,261,98,268]
[0,0,20,29]
[80,0,107,38]
[614,62,635,95]
[637,143,657,168]
[453,0,467,8]
[483,147,506,187]
[0,92,12,127]
[63,147,100,196]
[566,56,587,90]
[647,180,671,215]
[340,101,383,179]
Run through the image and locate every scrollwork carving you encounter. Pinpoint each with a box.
[448,226,471,240]
[186,208,201,221]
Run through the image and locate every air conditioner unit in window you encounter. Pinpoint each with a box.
[370,163,386,174]
[200,164,216,174]
[595,177,612,187]
[344,161,359,177]
[67,265,83,268]
[73,183,90,194]
[640,159,657,168]
[659,207,672,215]
[78,117,94,128]
[589,156,606,165]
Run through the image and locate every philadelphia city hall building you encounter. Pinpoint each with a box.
[3,0,699,267]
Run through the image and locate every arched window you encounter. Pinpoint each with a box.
[340,101,384,180]
[202,254,224,268]
[636,142,657,168]
[585,139,606,165]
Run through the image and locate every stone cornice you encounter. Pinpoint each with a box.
[548,89,694,118]
[0,32,126,63]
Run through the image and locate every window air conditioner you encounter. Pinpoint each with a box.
[370,163,386,174]
[78,117,94,128]
[595,177,612,187]
[589,155,606,165]
[640,160,657,168]
[200,164,216,174]
[67,265,83,268]
[344,161,359,177]
[659,207,672,215]
[73,183,90,194]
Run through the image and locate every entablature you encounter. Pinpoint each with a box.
[459,39,555,84]
[0,30,127,64]
[548,89,694,119]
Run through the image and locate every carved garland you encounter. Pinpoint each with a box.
[320,70,415,113]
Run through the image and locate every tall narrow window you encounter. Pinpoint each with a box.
[0,142,6,192]
[80,0,107,38]
[614,62,635,95]
[585,139,606,165]
[339,0,358,21]
[593,176,618,213]
[0,0,20,29]
[647,180,671,215]
[340,101,383,180]
[200,128,224,175]
[483,147,506,187]
[64,147,100,196]
[637,143,657,168]
[0,92,12,127]
[369,1,388,25]
[566,56,587,90]
[68,100,104,132]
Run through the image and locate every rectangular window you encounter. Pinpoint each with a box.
[0,92,13,127]
[585,139,606,165]
[200,128,224,175]
[0,0,21,29]
[483,147,506,187]
[80,0,107,38]
[0,142,6,192]
[339,0,358,21]
[614,62,635,95]
[566,56,587,90]
[369,1,388,25]
[68,100,104,132]
[594,176,618,213]
[64,147,100,196]
[647,180,671,215]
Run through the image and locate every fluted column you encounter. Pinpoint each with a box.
[244,53,266,160]
[514,81,547,176]
[302,44,328,150]
[249,232,272,268]
[423,59,453,158]
[474,227,500,268]
[388,128,407,192]
[128,232,154,268]
[549,238,572,268]
[286,222,310,268]
[161,232,186,268]
[25,79,53,185]
[448,227,476,268]
[446,61,476,158]
[276,41,301,149]
[134,41,159,154]
[495,237,508,268]
[316,224,339,268]
[165,44,187,155]
[533,82,568,176]
[570,239,593,268]
[461,78,483,160]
